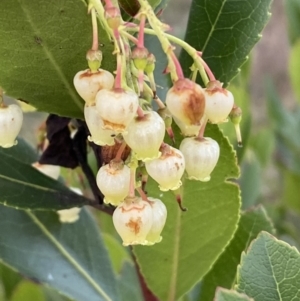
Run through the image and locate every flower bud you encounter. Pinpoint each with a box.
[144,53,156,74]
[229,105,243,147]
[145,197,167,245]
[96,88,139,133]
[166,78,205,126]
[0,104,23,148]
[131,47,149,70]
[113,196,153,246]
[179,137,220,181]
[204,80,234,124]
[73,69,114,105]
[145,144,185,191]
[105,7,121,29]
[96,160,130,206]
[84,104,116,146]
[86,49,103,72]
[123,111,165,161]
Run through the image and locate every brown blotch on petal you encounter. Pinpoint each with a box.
[125,217,142,235]
[183,89,205,125]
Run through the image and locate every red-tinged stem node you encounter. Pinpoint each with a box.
[176,192,187,212]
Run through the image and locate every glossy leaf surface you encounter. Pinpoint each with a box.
[180,0,272,86]
[0,206,119,301]
[0,0,114,118]
[199,206,274,301]
[134,124,240,301]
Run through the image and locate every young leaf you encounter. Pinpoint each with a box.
[214,288,253,301]
[236,231,300,301]
[198,206,274,301]
[133,124,240,301]
[0,0,114,118]
[180,0,272,86]
[0,143,91,210]
[0,206,119,301]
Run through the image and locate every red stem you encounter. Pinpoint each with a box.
[201,59,215,81]
[170,51,184,79]
[114,53,122,89]
[104,0,113,8]
[197,117,208,139]
[137,15,146,48]
[129,168,136,198]
[91,8,98,51]
[137,106,145,118]
[115,141,127,161]
[136,187,148,201]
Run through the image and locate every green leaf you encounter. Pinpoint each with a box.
[145,35,169,100]
[0,0,114,118]
[0,140,91,210]
[180,0,272,86]
[236,231,300,301]
[117,262,144,301]
[198,206,274,301]
[214,288,253,301]
[103,233,131,274]
[10,281,46,301]
[134,124,240,301]
[289,40,300,102]
[284,0,300,44]
[0,206,119,301]
[43,287,73,301]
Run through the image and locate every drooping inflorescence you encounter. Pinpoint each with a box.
[0,0,242,247]
[73,0,243,246]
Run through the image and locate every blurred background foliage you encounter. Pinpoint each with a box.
[1,0,300,300]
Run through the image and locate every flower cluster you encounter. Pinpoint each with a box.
[71,0,242,246]
[0,0,242,247]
